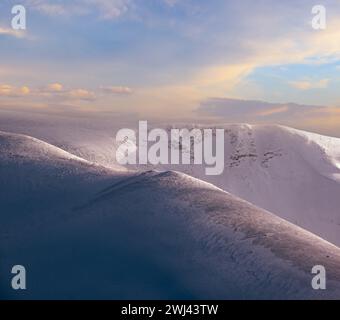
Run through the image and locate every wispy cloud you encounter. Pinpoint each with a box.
[66,89,96,101]
[32,3,67,16]
[256,106,289,117]
[3,0,340,124]
[25,0,131,20]
[0,82,135,102]
[100,86,133,94]
[289,79,329,90]
[196,97,330,124]
[189,19,340,97]
[0,27,26,38]
[197,97,340,137]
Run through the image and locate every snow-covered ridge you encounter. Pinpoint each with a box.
[0,130,90,164]
[134,124,340,246]
[1,131,340,299]
[2,121,340,246]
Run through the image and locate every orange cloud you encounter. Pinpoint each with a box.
[256,106,289,117]
[0,27,26,39]
[67,89,96,101]
[47,83,63,92]
[0,84,30,97]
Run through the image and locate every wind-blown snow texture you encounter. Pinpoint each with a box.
[1,130,340,299]
[132,124,340,247]
[2,111,339,246]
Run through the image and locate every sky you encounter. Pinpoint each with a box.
[1,0,340,136]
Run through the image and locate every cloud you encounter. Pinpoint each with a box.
[85,0,130,20]
[193,63,255,93]
[0,27,26,39]
[196,97,330,124]
[46,83,63,92]
[31,3,67,15]
[178,16,340,98]
[13,1,340,104]
[256,106,289,117]
[20,86,31,95]
[0,84,30,97]
[196,97,340,137]
[289,79,329,90]
[25,0,131,20]
[100,86,133,94]
[42,84,96,101]
[0,82,136,102]
[197,98,340,136]
[66,89,96,101]
[0,82,97,101]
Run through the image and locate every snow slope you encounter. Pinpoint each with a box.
[0,109,129,171]
[1,131,340,299]
[1,110,340,246]
[0,130,123,235]
[135,124,340,246]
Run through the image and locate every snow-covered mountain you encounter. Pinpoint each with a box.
[0,109,130,171]
[1,131,340,299]
[133,124,340,247]
[1,110,340,245]
[1,109,340,246]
